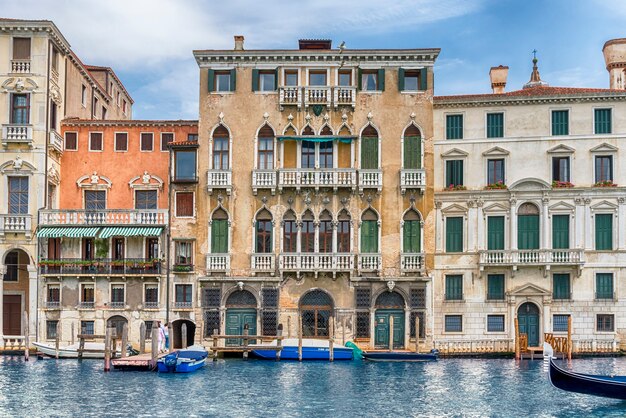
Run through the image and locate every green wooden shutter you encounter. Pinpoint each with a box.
[251,69,259,92]
[377,69,385,91]
[487,274,504,300]
[446,115,463,139]
[518,215,539,250]
[208,70,215,92]
[487,113,504,138]
[446,275,462,300]
[596,273,614,299]
[595,214,613,250]
[552,110,569,136]
[229,69,236,92]
[419,68,427,91]
[487,216,505,250]
[552,215,569,249]
[445,160,463,186]
[398,68,405,91]
[361,137,378,169]
[361,220,378,253]
[595,108,612,134]
[553,274,570,299]
[403,220,421,253]
[211,220,228,253]
[446,217,463,253]
[357,68,362,90]
[403,136,420,169]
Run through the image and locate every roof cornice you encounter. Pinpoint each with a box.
[0,20,71,54]
[434,93,626,109]
[61,119,198,127]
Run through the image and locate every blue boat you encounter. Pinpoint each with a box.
[362,350,439,362]
[157,346,208,373]
[251,338,353,360]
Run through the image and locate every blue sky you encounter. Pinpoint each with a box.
[4,0,624,119]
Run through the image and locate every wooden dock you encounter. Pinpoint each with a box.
[112,352,167,371]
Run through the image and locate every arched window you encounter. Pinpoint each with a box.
[361,209,378,253]
[3,250,20,282]
[361,125,379,169]
[301,126,315,169]
[300,290,333,337]
[403,124,421,169]
[518,203,539,250]
[282,210,297,253]
[212,125,229,170]
[375,291,405,309]
[319,125,333,169]
[258,125,274,170]
[211,208,229,253]
[301,210,315,253]
[403,209,421,253]
[225,290,257,308]
[337,210,351,253]
[255,209,273,253]
[107,315,128,338]
[319,210,333,253]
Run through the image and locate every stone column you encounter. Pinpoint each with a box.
[434,201,443,252]
[476,200,485,251]
[28,265,37,342]
[618,197,626,250]
[574,197,585,249]
[542,197,549,249]
[0,265,4,339]
[584,198,592,250]
[466,199,476,252]
[509,198,517,250]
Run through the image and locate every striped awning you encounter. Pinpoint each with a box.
[37,227,101,238]
[98,227,163,239]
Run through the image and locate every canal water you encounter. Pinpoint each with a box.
[1,356,625,417]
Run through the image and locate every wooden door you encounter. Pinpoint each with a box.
[518,303,540,347]
[374,310,405,349]
[225,308,257,346]
[3,295,21,335]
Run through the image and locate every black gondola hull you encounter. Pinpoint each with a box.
[549,358,626,400]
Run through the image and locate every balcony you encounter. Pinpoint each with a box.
[278,86,357,108]
[277,168,357,192]
[108,302,126,309]
[39,258,162,276]
[49,130,63,154]
[207,170,232,195]
[39,209,168,226]
[11,59,31,74]
[0,214,32,237]
[358,170,383,193]
[478,249,585,275]
[78,301,95,309]
[252,170,277,195]
[279,87,302,108]
[144,302,160,309]
[303,86,331,108]
[173,301,193,310]
[2,124,33,146]
[358,254,382,275]
[206,254,230,274]
[44,301,60,309]
[400,169,426,194]
[279,253,354,277]
[400,253,425,275]
[333,87,356,108]
[251,253,275,275]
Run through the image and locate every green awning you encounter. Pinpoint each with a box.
[98,227,163,239]
[37,227,101,238]
[277,135,356,143]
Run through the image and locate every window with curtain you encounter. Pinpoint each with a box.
[487,159,505,185]
[552,156,570,182]
[594,156,613,183]
[175,241,193,265]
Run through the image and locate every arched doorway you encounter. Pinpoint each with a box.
[299,290,333,338]
[225,290,257,346]
[517,302,540,347]
[172,319,195,349]
[106,315,128,338]
[374,291,406,349]
[3,249,30,336]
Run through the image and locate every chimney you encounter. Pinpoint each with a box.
[234,35,244,51]
[603,38,626,89]
[489,65,509,94]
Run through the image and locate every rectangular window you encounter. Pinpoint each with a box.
[81,320,95,335]
[551,110,569,136]
[258,137,274,170]
[47,284,60,305]
[360,220,378,253]
[89,132,103,151]
[595,156,613,183]
[214,71,232,92]
[81,284,94,304]
[360,69,383,91]
[212,137,229,170]
[487,216,505,250]
[401,69,420,91]
[594,108,612,134]
[101,106,107,120]
[338,70,352,86]
[553,314,570,332]
[445,160,463,187]
[122,100,127,113]
[301,220,315,253]
[51,47,59,71]
[65,132,78,151]
[319,220,333,253]
[140,133,153,151]
[175,192,194,217]
[595,214,613,250]
[81,85,87,107]
[487,274,505,300]
[93,98,98,118]
[114,132,128,151]
[284,70,298,86]
[553,273,570,300]
[161,133,174,151]
[135,190,157,210]
[146,238,159,260]
[8,177,28,214]
[445,275,463,300]
[11,93,29,124]
[596,273,614,300]
[319,141,333,168]
[552,215,569,249]
[283,220,297,252]
[337,220,350,253]
[487,159,505,185]
[82,238,94,260]
[211,219,228,253]
[110,284,125,305]
[259,70,276,91]
[597,314,614,332]
[308,71,327,86]
[175,241,193,266]
[145,285,159,308]
[46,320,58,339]
[84,190,106,210]
[446,114,463,140]
[175,151,197,181]
[175,284,193,303]
[445,217,463,253]
[487,315,505,332]
[552,156,570,183]
[255,219,273,253]
[301,141,315,169]
[12,37,31,60]
[188,134,198,142]
[445,315,462,332]
[486,112,504,138]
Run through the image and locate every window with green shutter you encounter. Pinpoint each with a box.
[360,135,378,169]
[446,115,463,139]
[551,110,569,136]
[445,275,463,300]
[486,112,504,138]
[403,135,421,169]
[487,216,504,250]
[403,220,421,253]
[552,215,569,249]
[398,68,427,91]
[360,220,378,253]
[446,217,463,253]
[596,273,614,300]
[594,108,612,134]
[518,214,539,250]
[553,274,570,300]
[487,274,505,300]
[211,219,228,253]
[595,214,613,250]
[445,160,463,187]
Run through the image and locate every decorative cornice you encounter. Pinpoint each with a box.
[62,119,198,127]
[434,93,626,109]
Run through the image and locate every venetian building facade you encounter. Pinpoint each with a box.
[0,19,132,344]
[432,45,626,353]
[169,37,439,349]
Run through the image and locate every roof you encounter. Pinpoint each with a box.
[85,65,135,104]
[61,118,198,127]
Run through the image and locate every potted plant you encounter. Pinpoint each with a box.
[552,180,575,188]
[444,184,467,191]
[174,264,193,272]
[485,181,507,190]
[95,238,109,259]
[594,180,618,188]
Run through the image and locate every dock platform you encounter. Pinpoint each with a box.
[112,352,167,371]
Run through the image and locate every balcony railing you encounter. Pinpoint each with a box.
[359,169,383,193]
[358,254,382,274]
[251,253,275,274]
[206,254,230,273]
[2,124,33,146]
[39,258,162,275]
[400,253,425,274]
[478,249,585,267]
[333,87,356,108]
[207,170,232,194]
[279,253,354,275]
[11,59,31,74]
[252,170,277,195]
[78,301,95,309]
[0,214,31,236]
[279,87,302,108]
[303,86,331,108]
[400,169,426,194]
[173,301,193,309]
[45,301,61,309]
[50,130,63,153]
[144,302,160,309]
[39,209,168,226]
[108,301,126,309]
[279,86,357,108]
[278,168,357,192]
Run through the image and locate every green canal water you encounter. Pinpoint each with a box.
[1,355,625,417]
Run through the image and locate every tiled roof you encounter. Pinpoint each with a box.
[435,86,626,102]
[84,65,135,103]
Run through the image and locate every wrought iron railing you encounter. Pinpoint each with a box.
[45,301,61,309]
[173,301,193,309]
[144,302,159,309]
[78,301,95,309]
[108,301,125,309]
[39,258,162,275]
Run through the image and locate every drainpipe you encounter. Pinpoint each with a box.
[166,142,172,324]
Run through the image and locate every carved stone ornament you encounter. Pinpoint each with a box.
[323,113,330,121]
[263,112,269,121]
[287,113,294,122]
[91,172,99,184]
[367,111,373,121]
[13,156,23,170]
[49,85,62,105]
[387,280,395,292]
[142,171,151,184]
[2,77,38,93]
[410,112,416,120]
[237,281,244,291]
[341,111,348,122]
[305,113,312,123]
[218,112,225,122]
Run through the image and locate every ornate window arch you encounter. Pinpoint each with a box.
[319,209,333,253]
[337,209,352,253]
[299,289,334,338]
[210,123,232,170]
[359,123,381,170]
[256,123,275,170]
[282,209,297,252]
[254,208,273,253]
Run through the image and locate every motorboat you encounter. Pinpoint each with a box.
[251,338,353,360]
[157,345,208,373]
[362,350,439,362]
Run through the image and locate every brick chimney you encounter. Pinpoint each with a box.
[234,35,244,51]
[489,65,508,94]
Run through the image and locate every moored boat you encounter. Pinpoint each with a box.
[33,341,123,359]
[548,356,626,400]
[157,345,208,373]
[251,338,353,360]
[362,349,439,362]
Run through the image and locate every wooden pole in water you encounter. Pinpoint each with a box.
[276,324,283,362]
[55,321,60,359]
[287,317,291,338]
[181,323,188,349]
[78,333,85,360]
[567,315,572,361]
[104,327,112,372]
[168,322,174,353]
[415,315,420,354]
[71,322,75,345]
[212,329,219,361]
[139,322,146,354]
[23,311,29,361]
[121,323,128,358]
[150,327,159,369]
[298,315,303,361]
[514,317,520,360]
[329,316,334,362]
[389,315,394,351]
[243,323,249,361]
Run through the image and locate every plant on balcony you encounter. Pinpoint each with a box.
[111,260,125,267]
[552,180,575,188]
[594,180,618,188]
[95,239,109,259]
[444,184,467,191]
[173,264,193,272]
[485,181,507,190]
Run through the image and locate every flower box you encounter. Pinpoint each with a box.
[173,264,193,272]
[485,181,507,190]
[593,181,617,188]
[444,184,467,191]
[552,180,575,188]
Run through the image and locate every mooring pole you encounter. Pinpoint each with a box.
[181,323,188,350]
[139,322,146,354]
[23,311,29,361]
[150,327,159,369]
[389,316,394,351]
[121,323,128,358]
[329,316,334,362]
[104,327,112,372]
[276,324,283,362]
[415,315,420,353]
[298,316,303,361]
[243,324,249,361]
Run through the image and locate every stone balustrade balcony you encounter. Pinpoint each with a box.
[279,87,302,108]
[279,253,354,277]
[303,86,331,108]
[251,253,275,275]
[50,129,63,154]
[278,168,356,192]
[206,254,230,274]
[39,209,168,226]
[2,124,33,146]
[252,170,277,195]
[400,253,425,275]
[400,169,426,194]
[278,86,356,108]
[11,59,31,74]
[478,249,584,275]
[0,214,32,237]
[207,170,232,195]
[358,169,383,193]
[358,254,382,275]
[333,86,356,108]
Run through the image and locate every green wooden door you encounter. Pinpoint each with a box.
[361,220,379,253]
[211,219,228,253]
[403,220,421,253]
[552,215,569,249]
[403,136,421,169]
[374,310,404,349]
[361,137,378,169]
[225,308,257,346]
[518,303,539,347]
[487,216,505,250]
[518,215,539,250]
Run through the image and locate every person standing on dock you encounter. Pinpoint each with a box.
[158,321,166,353]
[164,323,170,351]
